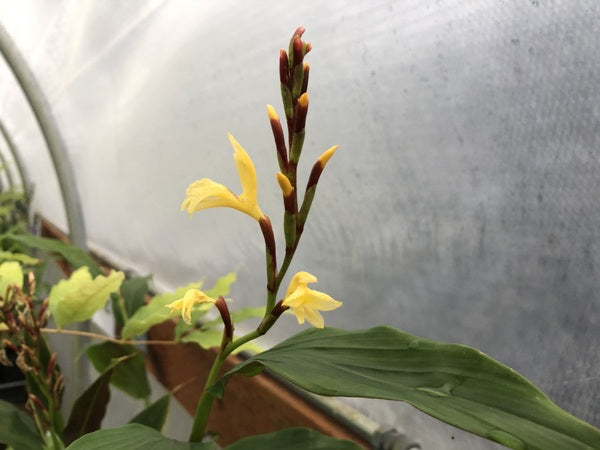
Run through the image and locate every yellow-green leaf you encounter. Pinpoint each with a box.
[49,267,124,328]
[0,250,40,265]
[0,261,23,298]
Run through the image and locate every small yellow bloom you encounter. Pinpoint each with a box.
[282,271,342,328]
[165,289,216,324]
[181,134,264,221]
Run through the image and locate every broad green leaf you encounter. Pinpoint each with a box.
[222,327,600,450]
[49,267,124,328]
[0,260,22,297]
[230,306,265,323]
[129,394,170,431]
[121,280,203,339]
[63,368,113,445]
[180,328,223,349]
[3,233,102,275]
[65,423,215,450]
[179,329,261,354]
[204,271,237,298]
[112,275,152,328]
[86,342,150,399]
[224,427,361,450]
[0,250,40,265]
[120,275,152,318]
[0,399,44,450]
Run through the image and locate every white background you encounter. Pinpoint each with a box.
[1,1,598,448]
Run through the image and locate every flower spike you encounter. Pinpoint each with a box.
[181,134,264,221]
[282,271,342,328]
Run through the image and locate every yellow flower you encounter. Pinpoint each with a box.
[181,134,264,221]
[165,289,216,324]
[282,271,342,328]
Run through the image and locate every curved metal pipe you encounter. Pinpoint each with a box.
[0,22,89,399]
[0,118,32,200]
[0,23,86,249]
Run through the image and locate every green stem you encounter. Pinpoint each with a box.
[190,313,282,441]
[189,352,227,442]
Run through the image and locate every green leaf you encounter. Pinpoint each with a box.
[229,306,265,323]
[120,275,152,318]
[225,427,361,450]
[0,250,40,265]
[0,399,44,450]
[180,328,223,349]
[204,271,237,298]
[65,423,215,450]
[49,267,125,328]
[3,233,102,275]
[129,394,170,431]
[86,342,150,399]
[121,280,203,339]
[63,368,113,445]
[223,326,600,450]
[0,260,23,297]
[179,328,261,355]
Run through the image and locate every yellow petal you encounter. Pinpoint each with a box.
[303,307,325,328]
[276,172,294,197]
[228,134,259,204]
[285,271,317,297]
[165,289,215,324]
[317,145,339,167]
[282,271,342,328]
[181,179,240,216]
[181,135,264,221]
[266,104,279,121]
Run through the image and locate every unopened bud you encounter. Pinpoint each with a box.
[293,36,304,68]
[301,63,310,95]
[276,173,294,198]
[294,93,309,133]
[279,50,289,85]
[306,145,339,190]
[16,351,33,372]
[46,353,57,382]
[267,105,288,170]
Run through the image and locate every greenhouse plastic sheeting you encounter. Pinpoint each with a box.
[1,2,598,448]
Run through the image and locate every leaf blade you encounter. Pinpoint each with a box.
[223,326,600,450]
[128,394,170,431]
[63,368,113,445]
[49,267,125,328]
[86,342,151,399]
[224,427,361,450]
[0,399,44,450]
[65,423,215,450]
[3,233,102,275]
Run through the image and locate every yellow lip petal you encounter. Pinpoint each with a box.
[181,179,240,216]
[285,271,318,297]
[282,271,341,328]
[303,307,325,328]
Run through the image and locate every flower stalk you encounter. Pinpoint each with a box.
[182,27,341,441]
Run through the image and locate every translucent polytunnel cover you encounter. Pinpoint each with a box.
[1,2,599,448]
